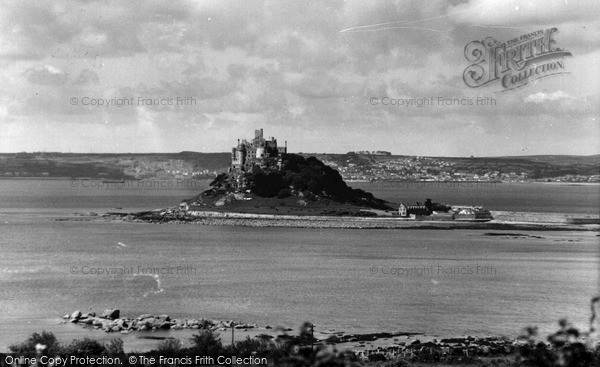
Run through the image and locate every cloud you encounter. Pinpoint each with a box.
[449,0,600,25]
[24,65,68,85]
[0,0,598,155]
[524,91,573,104]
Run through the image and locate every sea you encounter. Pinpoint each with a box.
[0,179,598,352]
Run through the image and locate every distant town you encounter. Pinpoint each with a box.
[0,151,598,183]
[316,153,600,183]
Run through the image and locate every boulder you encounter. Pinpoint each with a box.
[62,314,70,319]
[70,310,82,320]
[78,317,94,325]
[101,309,120,320]
[142,317,158,327]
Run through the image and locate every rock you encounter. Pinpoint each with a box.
[158,322,171,330]
[137,314,153,320]
[101,309,120,320]
[70,310,82,320]
[138,325,149,331]
[142,317,158,327]
[265,325,272,329]
[78,317,94,325]
[158,314,170,321]
[62,314,70,319]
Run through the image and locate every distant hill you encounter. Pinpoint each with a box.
[0,152,597,181]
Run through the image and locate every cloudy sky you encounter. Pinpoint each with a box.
[0,0,599,156]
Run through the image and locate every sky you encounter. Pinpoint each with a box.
[0,0,599,156]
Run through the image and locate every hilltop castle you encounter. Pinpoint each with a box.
[229,128,287,188]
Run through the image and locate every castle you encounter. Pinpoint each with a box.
[229,129,287,188]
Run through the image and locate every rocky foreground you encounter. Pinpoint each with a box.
[62,308,261,334]
[62,309,525,361]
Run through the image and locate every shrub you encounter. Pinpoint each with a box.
[189,330,223,357]
[227,336,274,357]
[8,331,61,357]
[156,338,182,354]
[516,319,597,367]
[63,338,105,357]
[104,338,124,356]
[368,353,387,362]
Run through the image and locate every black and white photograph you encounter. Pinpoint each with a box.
[0,1,599,366]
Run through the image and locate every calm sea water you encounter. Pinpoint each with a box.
[0,179,598,351]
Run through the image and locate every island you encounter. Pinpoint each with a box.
[98,129,598,230]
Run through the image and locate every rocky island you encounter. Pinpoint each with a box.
[95,129,600,231]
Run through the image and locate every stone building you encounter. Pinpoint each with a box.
[229,128,287,189]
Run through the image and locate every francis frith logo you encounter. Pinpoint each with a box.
[463,27,572,91]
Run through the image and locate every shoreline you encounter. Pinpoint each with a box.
[20,309,525,357]
[98,209,600,231]
[2,315,520,355]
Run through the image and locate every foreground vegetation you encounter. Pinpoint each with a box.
[2,316,599,367]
